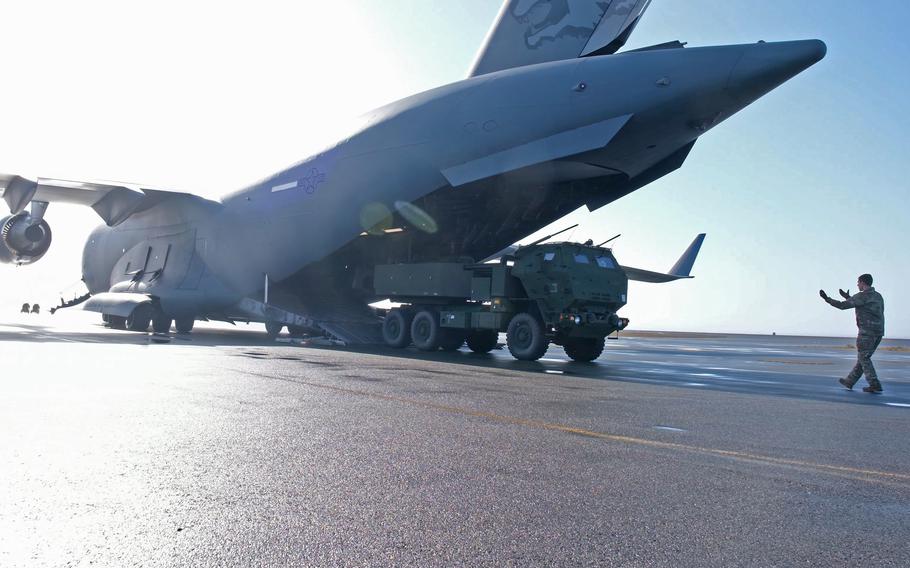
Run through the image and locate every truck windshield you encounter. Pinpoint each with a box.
[595,256,615,269]
[573,254,590,264]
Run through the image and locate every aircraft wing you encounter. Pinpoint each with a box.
[470,0,653,77]
[0,173,195,226]
[621,233,706,283]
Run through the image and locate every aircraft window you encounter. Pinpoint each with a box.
[596,256,615,269]
[573,254,590,264]
[544,252,555,261]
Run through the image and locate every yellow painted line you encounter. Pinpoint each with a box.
[248,370,910,485]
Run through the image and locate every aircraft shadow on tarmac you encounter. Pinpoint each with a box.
[3,320,905,409]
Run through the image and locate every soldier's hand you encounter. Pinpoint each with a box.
[839,288,850,300]
[819,289,829,300]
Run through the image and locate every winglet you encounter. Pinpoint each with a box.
[668,233,706,278]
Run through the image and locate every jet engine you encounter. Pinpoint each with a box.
[0,212,53,265]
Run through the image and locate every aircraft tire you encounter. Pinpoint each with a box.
[382,309,413,348]
[466,330,498,354]
[506,313,549,361]
[410,310,442,351]
[152,314,173,334]
[265,320,283,339]
[175,317,195,334]
[288,325,308,338]
[439,330,466,351]
[563,337,605,363]
[126,304,153,332]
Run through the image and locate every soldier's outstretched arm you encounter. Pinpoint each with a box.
[825,296,854,310]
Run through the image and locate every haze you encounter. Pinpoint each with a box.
[1,0,907,338]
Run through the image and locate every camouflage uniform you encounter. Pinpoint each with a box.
[825,288,885,389]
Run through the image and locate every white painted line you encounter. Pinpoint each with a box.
[544,370,564,375]
[683,382,707,387]
[654,426,687,433]
[271,181,298,193]
[885,403,910,408]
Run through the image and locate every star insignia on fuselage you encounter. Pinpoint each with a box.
[300,168,327,194]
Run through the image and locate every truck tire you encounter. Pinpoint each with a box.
[411,310,442,351]
[466,330,498,354]
[564,337,605,362]
[439,330,466,351]
[382,309,413,348]
[506,313,549,361]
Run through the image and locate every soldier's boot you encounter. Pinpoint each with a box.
[838,378,854,391]
[862,385,883,394]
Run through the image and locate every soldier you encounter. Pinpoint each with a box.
[819,274,885,393]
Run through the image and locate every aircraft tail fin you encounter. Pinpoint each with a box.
[469,0,653,77]
[668,233,706,277]
[621,233,706,284]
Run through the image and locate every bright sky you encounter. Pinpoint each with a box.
[1,1,907,337]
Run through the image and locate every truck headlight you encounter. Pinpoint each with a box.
[574,315,582,325]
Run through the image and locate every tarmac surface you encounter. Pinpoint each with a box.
[1,312,909,567]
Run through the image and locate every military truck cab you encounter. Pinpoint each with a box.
[373,241,630,362]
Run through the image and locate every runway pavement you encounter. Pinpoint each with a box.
[1,311,908,566]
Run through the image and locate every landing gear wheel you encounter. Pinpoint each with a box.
[564,337,605,363]
[506,312,549,361]
[382,309,413,348]
[265,320,283,339]
[288,325,308,338]
[175,317,195,334]
[108,315,126,330]
[439,330,466,352]
[152,314,173,334]
[466,330,498,354]
[410,310,442,351]
[126,304,153,332]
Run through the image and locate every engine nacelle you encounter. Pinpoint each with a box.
[0,213,53,265]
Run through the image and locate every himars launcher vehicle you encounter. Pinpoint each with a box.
[0,1,825,350]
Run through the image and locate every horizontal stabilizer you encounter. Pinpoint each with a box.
[621,233,706,283]
[441,114,631,187]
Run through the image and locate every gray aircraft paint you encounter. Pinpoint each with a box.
[0,1,826,334]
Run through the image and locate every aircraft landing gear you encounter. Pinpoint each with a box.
[265,320,283,339]
[126,304,153,332]
[152,314,173,334]
[175,317,195,334]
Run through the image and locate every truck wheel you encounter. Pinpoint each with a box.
[382,309,413,348]
[175,317,195,334]
[265,320,283,339]
[466,330,498,354]
[506,313,549,361]
[564,337,606,362]
[411,310,442,351]
[126,304,153,332]
[439,330,466,351]
[108,315,126,330]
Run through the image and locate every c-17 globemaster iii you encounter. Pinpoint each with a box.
[0,1,825,351]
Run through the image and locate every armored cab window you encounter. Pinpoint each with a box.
[573,254,589,264]
[543,252,555,261]
[595,256,615,269]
